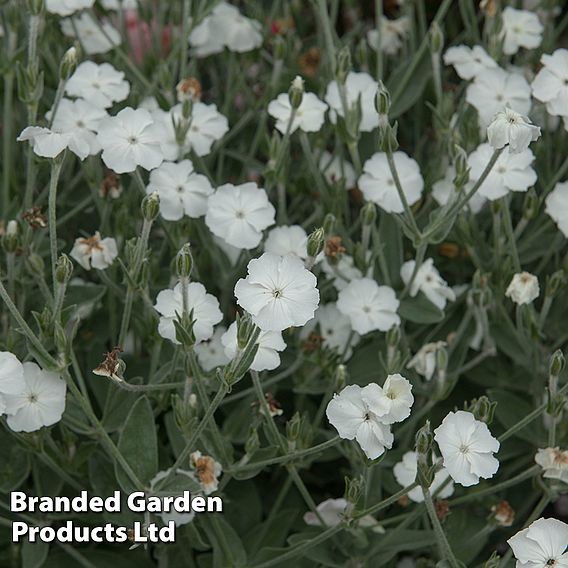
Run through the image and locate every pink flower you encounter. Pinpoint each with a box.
[125,8,172,64]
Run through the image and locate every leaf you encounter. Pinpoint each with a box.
[200,515,248,568]
[488,388,545,445]
[387,50,432,119]
[399,295,445,324]
[22,540,49,568]
[64,284,106,309]
[246,510,298,556]
[0,429,30,492]
[115,396,158,492]
[377,213,403,287]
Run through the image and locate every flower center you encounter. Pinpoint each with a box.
[362,305,371,313]
[386,178,394,186]
[28,393,38,404]
[176,185,184,193]
[272,289,283,298]
[92,81,101,89]
[546,560,556,566]
[235,209,245,219]
[127,136,138,145]
[459,443,470,454]
[496,166,506,174]
[386,391,396,400]
[496,94,504,102]
[76,120,85,128]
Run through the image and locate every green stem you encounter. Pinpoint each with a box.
[374,0,383,80]
[501,195,521,272]
[2,28,17,217]
[423,486,461,567]
[48,154,66,287]
[179,0,192,80]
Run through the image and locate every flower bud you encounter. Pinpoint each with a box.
[236,312,256,350]
[344,476,363,505]
[27,253,45,276]
[288,75,304,109]
[545,269,564,298]
[415,420,432,456]
[484,552,501,568]
[286,412,302,442]
[453,145,470,188]
[59,46,78,81]
[175,243,193,280]
[386,326,400,347]
[323,213,336,235]
[522,187,538,220]
[53,321,67,352]
[141,191,160,221]
[361,202,376,226]
[378,121,399,153]
[55,254,73,285]
[176,77,202,103]
[335,364,348,391]
[245,427,260,456]
[26,0,43,15]
[2,220,19,253]
[436,346,448,374]
[336,46,352,85]
[181,98,193,120]
[173,310,196,348]
[273,35,286,60]
[307,227,325,259]
[466,396,497,424]
[429,21,444,54]
[374,80,391,117]
[549,349,565,379]
[355,38,368,70]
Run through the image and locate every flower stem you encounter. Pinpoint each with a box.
[422,485,461,567]
[48,153,66,287]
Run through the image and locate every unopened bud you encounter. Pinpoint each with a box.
[429,22,444,54]
[374,80,390,117]
[436,346,448,374]
[466,396,497,424]
[336,46,351,85]
[386,326,400,347]
[415,421,432,456]
[273,36,286,60]
[549,349,565,379]
[286,412,302,442]
[175,243,193,280]
[453,145,470,187]
[323,213,336,235]
[176,77,202,103]
[2,220,19,253]
[27,253,45,275]
[335,364,348,391]
[307,227,325,259]
[55,254,73,284]
[181,98,193,120]
[288,75,304,109]
[141,191,160,221]
[344,476,363,504]
[355,38,368,69]
[245,427,260,456]
[59,46,78,81]
[545,269,564,298]
[236,312,255,350]
[361,202,376,226]
[522,187,538,220]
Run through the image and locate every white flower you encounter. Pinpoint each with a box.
[532,49,568,119]
[0,352,24,397]
[17,127,73,159]
[301,303,360,360]
[407,341,448,381]
[326,384,394,459]
[336,278,400,335]
[545,182,568,237]
[434,410,500,487]
[501,7,543,56]
[234,253,319,332]
[361,374,414,424]
[325,72,379,132]
[505,272,540,305]
[100,0,139,9]
[358,152,424,214]
[146,160,213,221]
[149,469,195,527]
[432,165,486,214]
[443,45,498,80]
[45,0,94,16]
[303,498,380,529]
[466,67,532,128]
[267,91,327,134]
[468,143,537,200]
[319,151,356,189]
[205,183,275,250]
[487,108,541,153]
[70,232,118,270]
[194,326,230,371]
[189,2,263,57]
[152,102,229,159]
[400,258,456,310]
[153,282,222,345]
[367,17,409,55]
[322,254,371,291]
[508,517,568,568]
[221,322,286,372]
[3,363,66,433]
[61,13,121,55]
[264,225,308,259]
[393,451,454,503]
[535,448,568,484]
[66,61,130,109]
[190,451,222,495]
[45,98,108,160]
[96,107,164,173]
